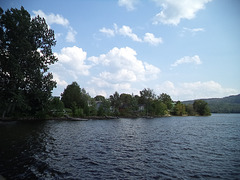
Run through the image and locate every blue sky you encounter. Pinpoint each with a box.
[2,0,240,100]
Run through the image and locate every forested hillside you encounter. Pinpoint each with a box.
[183,94,240,113]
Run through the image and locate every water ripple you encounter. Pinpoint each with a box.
[0,114,240,179]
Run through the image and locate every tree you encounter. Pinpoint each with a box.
[185,104,196,116]
[48,97,64,117]
[61,82,81,109]
[110,91,120,115]
[61,82,92,117]
[173,101,186,116]
[193,100,211,116]
[139,88,156,115]
[0,7,57,117]
[79,88,91,116]
[119,93,133,116]
[94,95,105,102]
[97,99,110,116]
[158,93,173,110]
[153,100,167,116]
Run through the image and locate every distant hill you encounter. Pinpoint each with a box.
[183,94,240,113]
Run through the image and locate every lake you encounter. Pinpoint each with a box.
[0,114,240,179]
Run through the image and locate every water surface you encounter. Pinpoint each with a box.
[0,114,240,179]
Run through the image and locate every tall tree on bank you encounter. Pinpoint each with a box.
[158,93,173,110]
[139,88,156,115]
[0,7,57,117]
[193,100,211,116]
[61,82,91,117]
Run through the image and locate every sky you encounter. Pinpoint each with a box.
[1,0,240,101]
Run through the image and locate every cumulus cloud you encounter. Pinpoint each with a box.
[32,10,77,43]
[171,55,202,67]
[118,25,142,42]
[88,47,160,96]
[32,10,69,27]
[99,27,115,37]
[54,46,91,76]
[66,27,77,42]
[87,77,134,97]
[89,47,160,82]
[99,24,163,45]
[144,33,163,45]
[156,81,239,101]
[118,0,139,11]
[153,0,212,25]
[52,73,68,87]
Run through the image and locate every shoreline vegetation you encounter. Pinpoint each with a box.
[0,114,213,122]
[0,83,212,121]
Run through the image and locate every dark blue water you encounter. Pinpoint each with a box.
[0,114,240,179]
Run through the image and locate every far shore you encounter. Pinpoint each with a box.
[0,114,216,122]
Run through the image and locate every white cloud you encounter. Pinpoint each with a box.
[183,27,205,33]
[118,0,139,11]
[99,24,163,45]
[143,33,163,45]
[99,27,115,37]
[153,0,212,25]
[119,25,142,42]
[171,55,202,67]
[156,81,239,101]
[66,27,77,42]
[52,73,68,87]
[88,77,132,97]
[32,10,77,43]
[32,10,69,27]
[181,27,205,36]
[100,69,137,82]
[54,46,91,76]
[89,47,159,82]
[88,47,160,96]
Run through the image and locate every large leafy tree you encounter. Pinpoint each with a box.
[193,100,211,116]
[109,91,120,115]
[0,7,57,117]
[158,93,173,110]
[139,88,156,115]
[61,82,82,109]
[173,101,186,116]
[61,82,91,116]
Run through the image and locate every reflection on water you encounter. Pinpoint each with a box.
[0,114,240,179]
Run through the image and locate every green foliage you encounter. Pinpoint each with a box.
[185,104,196,116]
[139,88,156,116]
[0,7,57,117]
[183,94,240,113]
[94,95,105,102]
[61,82,81,109]
[153,100,167,116]
[173,101,186,116]
[193,100,211,116]
[57,81,213,118]
[110,92,121,116]
[158,93,173,110]
[61,82,91,117]
[48,97,64,117]
[97,99,110,116]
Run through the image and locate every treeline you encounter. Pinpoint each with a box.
[183,94,240,113]
[49,82,211,118]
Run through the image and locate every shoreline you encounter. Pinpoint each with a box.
[0,114,213,122]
